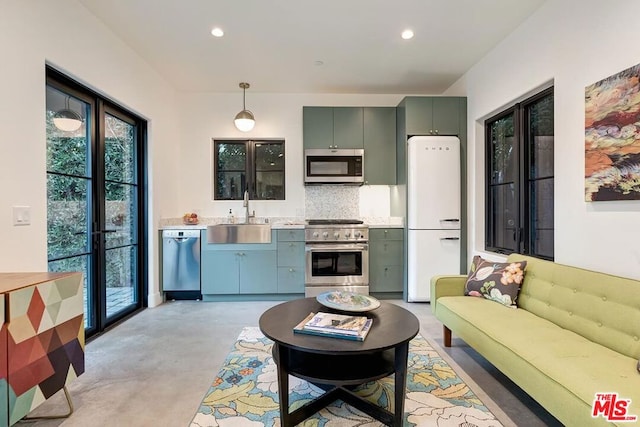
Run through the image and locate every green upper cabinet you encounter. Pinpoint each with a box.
[363,107,396,185]
[303,107,333,149]
[303,107,363,149]
[333,107,363,149]
[405,97,463,136]
[303,105,397,184]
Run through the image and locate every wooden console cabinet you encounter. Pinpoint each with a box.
[0,272,84,426]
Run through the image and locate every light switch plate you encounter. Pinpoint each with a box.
[13,206,31,226]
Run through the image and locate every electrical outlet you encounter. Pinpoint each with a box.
[13,206,31,226]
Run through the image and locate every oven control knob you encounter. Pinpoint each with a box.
[333,232,340,239]
[312,232,319,238]
[322,232,329,238]
[344,231,351,238]
[354,231,361,238]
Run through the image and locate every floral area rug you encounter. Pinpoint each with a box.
[190,327,505,427]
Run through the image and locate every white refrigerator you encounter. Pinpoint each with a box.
[407,135,461,302]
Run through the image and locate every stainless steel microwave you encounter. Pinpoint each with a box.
[304,148,364,184]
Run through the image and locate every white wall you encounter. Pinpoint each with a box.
[175,93,403,219]
[456,0,640,278]
[0,0,405,307]
[0,0,180,306]
[12,0,636,308]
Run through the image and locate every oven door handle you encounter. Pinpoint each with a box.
[305,243,369,252]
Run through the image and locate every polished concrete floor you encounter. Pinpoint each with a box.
[17,300,561,427]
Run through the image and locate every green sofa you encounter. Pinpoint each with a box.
[431,254,640,426]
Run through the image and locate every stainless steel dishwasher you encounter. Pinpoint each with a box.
[162,229,201,300]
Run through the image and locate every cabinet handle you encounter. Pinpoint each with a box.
[289,268,294,272]
[435,129,439,134]
[384,230,388,234]
[440,237,460,241]
[429,129,433,134]
[289,243,295,247]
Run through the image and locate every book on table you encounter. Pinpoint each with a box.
[293,312,373,341]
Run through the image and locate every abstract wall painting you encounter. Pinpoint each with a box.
[585,63,640,201]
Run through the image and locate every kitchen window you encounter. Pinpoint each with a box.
[485,87,554,260]
[214,139,285,200]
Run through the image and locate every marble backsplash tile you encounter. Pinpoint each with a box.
[304,185,391,219]
[304,186,360,219]
[160,185,395,226]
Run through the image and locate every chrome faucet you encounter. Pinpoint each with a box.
[243,190,255,223]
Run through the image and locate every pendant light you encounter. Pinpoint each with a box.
[234,82,255,132]
[53,95,83,132]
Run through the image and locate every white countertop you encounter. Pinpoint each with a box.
[159,216,404,230]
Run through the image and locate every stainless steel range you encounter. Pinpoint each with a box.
[304,219,369,297]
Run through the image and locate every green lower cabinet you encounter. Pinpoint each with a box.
[201,251,239,294]
[276,230,305,294]
[201,250,277,294]
[370,264,403,293]
[277,229,305,242]
[277,267,305,293]
[368,229,404,294]
[201,230,278,295]
[370,239,403,263]
[240,251,278,294]
[277,241,305,266]
[201,230,304,296]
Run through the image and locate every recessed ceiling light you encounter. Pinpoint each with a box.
[211,27,224,37]
[401,29,414,40]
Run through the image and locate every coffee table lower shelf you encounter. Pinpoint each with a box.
[273,343,407,426]
[274,346,395,385]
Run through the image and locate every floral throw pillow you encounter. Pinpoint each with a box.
[464,256,527,307]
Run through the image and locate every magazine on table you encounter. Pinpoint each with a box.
[304,311,369,335]
[293,312,373,341]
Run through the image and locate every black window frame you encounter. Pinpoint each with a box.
[213,139,285,200]
[484,87,554,260]
[46,66,148,337]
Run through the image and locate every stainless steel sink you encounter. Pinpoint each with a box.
[206,224,272,244]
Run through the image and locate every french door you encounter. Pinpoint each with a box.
[45,68,147,338]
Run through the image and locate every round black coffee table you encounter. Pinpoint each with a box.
[259,297,419,427]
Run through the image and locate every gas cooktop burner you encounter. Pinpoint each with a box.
[306,219,364,225]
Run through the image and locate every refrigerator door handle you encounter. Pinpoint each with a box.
[439,237,460,241]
